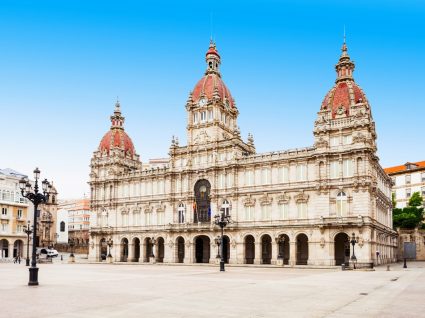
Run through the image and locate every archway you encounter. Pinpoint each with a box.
[120,238,129,262]
[194,179,211,223]
[194,235,210,263]
[261,235,272,264]
[144,237,152,262]
[176,236,185,263]
[278,234,290,265]
[334,233,350,265]
[156,237,165,263]
[245,235,255,264]
[0,239,9,258]
[296,234,308,265]
[99,238,107,261]
[133,238,140,262]
[13,240,24,258]
[222,235,230,264]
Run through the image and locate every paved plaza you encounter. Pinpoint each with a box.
[1,260,425,318]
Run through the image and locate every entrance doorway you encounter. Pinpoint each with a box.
[1,239,9,258]
[222,235,230,263]
[156,237,165,263]
[176,237,185,263]
[144,237,152,262]
[334,233,350,265]
[245,235,255,264]
[277,234,290,265]
[261,235,272,264]
[120,238,129,262]
[100,238,107,261]
[296,234,308,265]
[133,238,140,262]
[194,235,210,263]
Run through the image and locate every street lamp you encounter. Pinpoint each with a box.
[19,168,52,286]
[150,237,156,259]
[107,238,113,258]
[214,236,221,259]
[350,233,357,269]
[23,221,33,266]
[214,208,231,272]
[275,236,285,260]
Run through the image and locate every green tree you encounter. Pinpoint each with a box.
[408,191,423,207]
[393,206,424,229]
[392,192,397,208]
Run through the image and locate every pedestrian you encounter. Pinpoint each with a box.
[17,253,21,264]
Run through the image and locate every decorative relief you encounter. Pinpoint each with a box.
[243,195,256,207]
[144,205,153,213]
[294,191,309,203]
[353,132,367,144]
[259,193,272,206]
[277,192,290,205]
[315,137,328,148]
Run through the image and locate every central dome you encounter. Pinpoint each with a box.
[191,41,235,108]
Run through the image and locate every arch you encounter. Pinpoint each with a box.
[261,234,272,264]
[156,237,165,263]
[277,234,290,265]
[244,235,255,264]
[132,237,140,262]
[222,235,230,264]
[296,233,308,265]
[0,239,9,258]
[13,239,24,258]
[120,238,129,262]
[194,235,210,263]
[144,237,152,262]
[99,238,107,261]
[334,232,350,265]
[60,221,65,232]
[176,236,185,263]
[194,179,211,223]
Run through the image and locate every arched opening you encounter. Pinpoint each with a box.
[194,179,211,223]
[194,235,210,263]
[244,235,255,264]
[296,234,309,265]
[144,237,152,262]
[99,238,107,261]
[278,234,290,265]
[222,235,230,263]
[178,203,185,223]
[336,192,348,217]
[133,238,140,262]
[60,221,65,232]
[156,237,165,263]
[1,239,9,258]
[13,240,24,258]
[176,236,185,263]
[334,233,350,265]
[120,238,129,262]
[222,199,230,217]
[261,235,272,264]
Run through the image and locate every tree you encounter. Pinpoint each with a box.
[409,191,423,207]
[392,192,397,208]
[393,206,424,229]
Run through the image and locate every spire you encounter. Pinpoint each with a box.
[205,40,221,76]
[110,98,125,129]
[335,37,355,83]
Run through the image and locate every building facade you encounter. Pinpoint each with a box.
[88,41,397,266]
[384,161,425,208]
[0,168,33,259]
[36,185,58,248]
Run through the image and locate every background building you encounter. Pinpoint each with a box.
[384,161,425,208]
[0,168,33,259]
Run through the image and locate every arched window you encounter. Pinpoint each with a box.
[178,203,185,224]
[60,221,65,232]
[222,199,230,217]
[336,192,348,217]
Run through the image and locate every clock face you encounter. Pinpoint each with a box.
[198,97,207,107]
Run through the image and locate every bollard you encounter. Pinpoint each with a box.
[341,263,345,271]
[386,265,390,271]
[61,254,63,261]
[403,258,407,268]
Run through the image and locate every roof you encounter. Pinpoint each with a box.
[0,168,28,179]
[384,161,425,175]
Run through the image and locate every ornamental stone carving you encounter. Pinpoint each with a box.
[277,192,290,205]
[294,191,309,203]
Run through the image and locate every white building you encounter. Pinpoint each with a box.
[88,41,397,266]
[385,161,425,208]
[56,208,69,244]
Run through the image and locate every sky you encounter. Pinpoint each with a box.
[0,0,424,199]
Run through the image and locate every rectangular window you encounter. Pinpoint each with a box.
[261,205,271,220]
[278,166,289,183]
[406,175,411,185]
[296,164,307,181]
[17,209,23,219]
[17,224,23,233]
[227,174,233,188]
[330,161,340,178]
[1,208,7,215]
[193,113,198,124]
[330,136,340,147]
[422,173,425,183]
[157,212,164,225]
[145,213,151,226]
[342,135,352,145]
[208,110,213,121]
[297,203,307,219]
[343,159,353,177]
[245,206,254,221]
[219,174,225,188]
[279,204,289,219]
[200,111,206,122]
[336,200,347,217]
[262,168,270,184]
[1,223,7,231]
[406,188,411,198]
[245,170,254,186]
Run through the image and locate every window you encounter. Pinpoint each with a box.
[219,174,226,188]
[1,207,7,215]
[405,175,411,185]
[422,173,425,183]
[17,224,23,232]
[157,212,164,225]
[296,164,307,181]
[193,113,198,124]
[278,166,289,183]
[343,159,353,177]
[178,203,185,223]
[208,110,213,121]
[330,136,340,147]
[262,168,271,184]
[336,192,348,217]
[200,111,206,123]
[422,187,425,197]
[245,206,254,221]
[245,170,254,186]
[330,161,340,178]
[261,205,271,220]
[406,188,411,198]
[60,221,65,232]
[342,135,352,145]
[297,203,307,218]
[222,200,230,216]
[279,204,289,219]
[145,213,152,226]
[227,174,233,188]
[17,209,23,219]
[1,223,7,231]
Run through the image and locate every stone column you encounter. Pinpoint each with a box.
[289,241,296,266]
[184,242,192,264]
[229,240,238,264]
[9,243,14,259]
[164,241,173,263]
[271,239,278,265]
[139,240,145,263]
[254,242,261,264]
[128,243,134,262]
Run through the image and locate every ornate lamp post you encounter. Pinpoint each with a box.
[214,236,221,259]
[23,221,33,267]
[106,238,113,258]
[214,208,231,272]
[150,237,156,260]
[350,233,357,269]
[19,167,52,286]
[276,236,285,259]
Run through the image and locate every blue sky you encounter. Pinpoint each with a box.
[1,0,424,199]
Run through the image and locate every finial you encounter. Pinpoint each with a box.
[343,25,346,44]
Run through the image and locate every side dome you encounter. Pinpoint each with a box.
[321,41,369,118]
[191,41,235,108]
[98,100,136,157]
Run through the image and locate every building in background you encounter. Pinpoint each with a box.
[56,208,69,246]
[37,184,58,248]
[0,168,33,259]
[384,161,425,208]
[88,41,396,266]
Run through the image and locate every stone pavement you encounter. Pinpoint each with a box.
[1,261,425,318]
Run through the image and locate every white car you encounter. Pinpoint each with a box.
[36,248,59,258]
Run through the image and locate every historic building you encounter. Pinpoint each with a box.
[88,40,397,266]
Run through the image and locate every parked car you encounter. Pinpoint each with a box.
[36,248,59,258]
